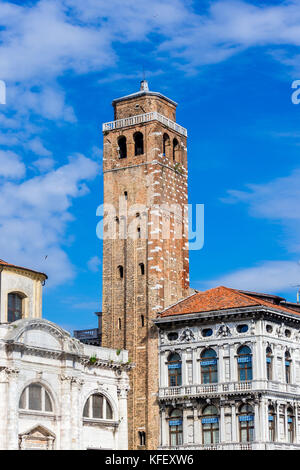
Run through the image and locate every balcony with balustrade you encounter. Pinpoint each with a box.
[102,112,187,137]
[159,380,300,400]
[74,328,101,346]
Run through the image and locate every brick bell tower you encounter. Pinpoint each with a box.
[101,80,190,450]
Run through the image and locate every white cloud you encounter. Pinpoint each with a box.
[223,167,300,252]
[26,137,52,157]
[204,260,300,295]
[0,154,99,287]
[87,255,101,272]
[0,150,25,179]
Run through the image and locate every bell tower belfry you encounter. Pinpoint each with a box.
[101,81,190,450]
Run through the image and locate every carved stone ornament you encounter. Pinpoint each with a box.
[217,323,231,338]
[180,328,195,342]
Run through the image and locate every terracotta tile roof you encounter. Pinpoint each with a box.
[159,286,299,318]
[0,259,47,279]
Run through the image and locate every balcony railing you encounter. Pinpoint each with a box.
[159,380,300,398]
[74,328,100,341]
[102,112,188,137]
[159,442,300,451]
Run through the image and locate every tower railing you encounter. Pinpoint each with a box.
[102,111,188,137]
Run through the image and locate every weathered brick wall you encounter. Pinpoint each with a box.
[101,93,189,450]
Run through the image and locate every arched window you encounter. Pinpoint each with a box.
[268,405,276,442]
[163,133,170,157]
[167,352,182,387]
[8,292,24,322]
[173,138,179,162]
[287,407,294,443]
[169,409,183,446]
[202,405,219,445]
[118,136,127,159]
[239,404,254,443]
[266,347,273,381]
[19,383,53,413]
[137,227,141,239]
[117,265,124,279]
[139,263,145,275]
[200,349,218,384]
[285,351,291,384]
[83,393,113,420]
[134,132,144,156]
[237,345,252,381]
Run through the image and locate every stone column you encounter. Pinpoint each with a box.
[159,405,167,447]
[218,346,225,384]
[60,375,72,450]
[193,406,199,445]
[182,405,189,444]
[294,403,298,444]
[254,400,261,443]
[71,377,84,450]
[181,350,187,386]
[117,385,130,450]
[6,368,20,450]
[192,348,198,385]
[276,402,280,442]
[260,398,268,443]
[229,345,237,383]
[231,402,237,442]
[0,368,9,449]
[220,401,226,444]
[160,351,167,388]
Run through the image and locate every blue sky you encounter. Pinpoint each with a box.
[1,0,300,332]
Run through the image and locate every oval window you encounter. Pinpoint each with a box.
[202,328,213,337]
[237,324,248,333]
[168,332,178,341]
[266,325,273,333]
[285,329,291,338]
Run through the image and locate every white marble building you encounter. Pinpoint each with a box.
[154,286,300,450]
[0,259,130,450]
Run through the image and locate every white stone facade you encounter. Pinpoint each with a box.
[0,261,130,450]
[155,306,300,450]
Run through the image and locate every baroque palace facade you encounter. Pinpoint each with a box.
[0,259,129,450]
[154,286,300,450]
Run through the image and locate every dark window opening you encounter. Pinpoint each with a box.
[168,332,178,341]
[141,315,145,327]
[118,265,124,279]
[139,263,145,275]
[8,292,23,323]
[173,138,179,161]
[163,133,170,157]
[118,318,122,330]
[138,431,146,446]
[134,132,144,156]
[124,191,128,200]
[118,136,127,158]
[137,227,141,239]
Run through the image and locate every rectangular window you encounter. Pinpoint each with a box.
[29,384,42,411]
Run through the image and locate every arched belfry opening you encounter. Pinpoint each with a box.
[118,136,127,159]
[134,132,144,156]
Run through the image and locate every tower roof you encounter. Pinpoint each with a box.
[112,80,177,107]
[0,258,47,280]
